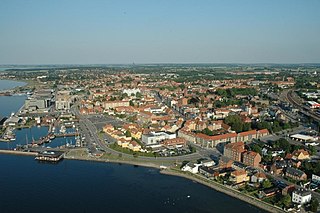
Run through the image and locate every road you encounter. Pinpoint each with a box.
[260,125,320,157]
[70,104,213,164]
[284,89,320,123]
[262,168,320,201]
[154,91,187,120]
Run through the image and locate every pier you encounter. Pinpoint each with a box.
[35,151,64,162]
[54,132,78,138]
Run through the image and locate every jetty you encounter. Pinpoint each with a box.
[35,151,64,162]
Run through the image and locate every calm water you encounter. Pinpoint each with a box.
[0,154,264,213]
[0,79,27,117]
[0,95,26,117]
[0,79,26,90]
[0,126,76,150]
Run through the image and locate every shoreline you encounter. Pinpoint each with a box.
[0,149,37,156]
[0,150,284,212]
[160,169,284,213]
[0,78,34,94]
[66,154,284,213]
[0,79,28,91]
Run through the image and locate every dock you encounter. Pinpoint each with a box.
[35,151,64,162]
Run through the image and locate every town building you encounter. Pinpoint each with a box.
[291,149,310,160]
[181,163,201,174]
[292,189,312,205]
[230,170,249,184]
[285,167,307,181]
[55,90,72,111]
[242,151,261,167]
[141,131,176,146]
[103,101,129,109]
[224,142,245,162]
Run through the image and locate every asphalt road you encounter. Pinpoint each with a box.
[71,104,212,164]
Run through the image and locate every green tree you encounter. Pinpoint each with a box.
[179,84,185,90]
[280,194,291,208]
[110,96,116,101]
[215,89,228,97]
[136,92,142,98]
[225,114,244,133]
[309,145,317,156]
[275,138,291,153]
[262,179,272,188]
[202,128,213,136]
[129,100,134,106]
[125,130,131,137]
[272,121,282,132]
[251,144,262,155]
[311,198,319,212]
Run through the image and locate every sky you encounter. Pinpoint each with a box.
[0,0,320,64]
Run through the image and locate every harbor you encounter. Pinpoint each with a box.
[0,80,83,163]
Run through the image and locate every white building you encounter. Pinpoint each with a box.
[123,88,141,96]
[181,163,201,174]
[312,174,320,183]
[292,189,312,205]
[3,116,21,127]
[56,90,72,111]
[141,132,176,146]
[201,159,215,167]
[290,134,317,142]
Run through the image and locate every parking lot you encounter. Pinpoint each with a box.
[87,115,125,130]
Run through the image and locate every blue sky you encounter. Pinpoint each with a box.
[0,0,319,64]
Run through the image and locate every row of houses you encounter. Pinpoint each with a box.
[178,128,269,148]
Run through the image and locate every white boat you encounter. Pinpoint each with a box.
[60,125,66,134]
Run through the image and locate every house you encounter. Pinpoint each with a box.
[224,142,245,162]
[199,166,216,178]
[161,137,186,148]
[292,189,312,205]
[219,156,233,169]
[230,170,249,184]
[285,167,307,181]
[242,151,261,167]
[103,124,114,132]
[232,161,247,171]
[117,138,129,148]
[213,168,235,178]
[291,149,310,160]
[182,163,201,174]
[128,141,142,152]
[251,172,267,183]
[282,185,295,196]
[270,160,286,175]
[260,187,279,198]
[201,159,216,167]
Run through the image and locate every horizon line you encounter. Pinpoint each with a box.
[1,62,320,66]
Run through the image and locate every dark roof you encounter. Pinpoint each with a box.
[293,189,311,196]
[199,166,216,175]
[232,161,247,169]
[263,187,279,194]
[286,167,306,177]
[38,151,64,158]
